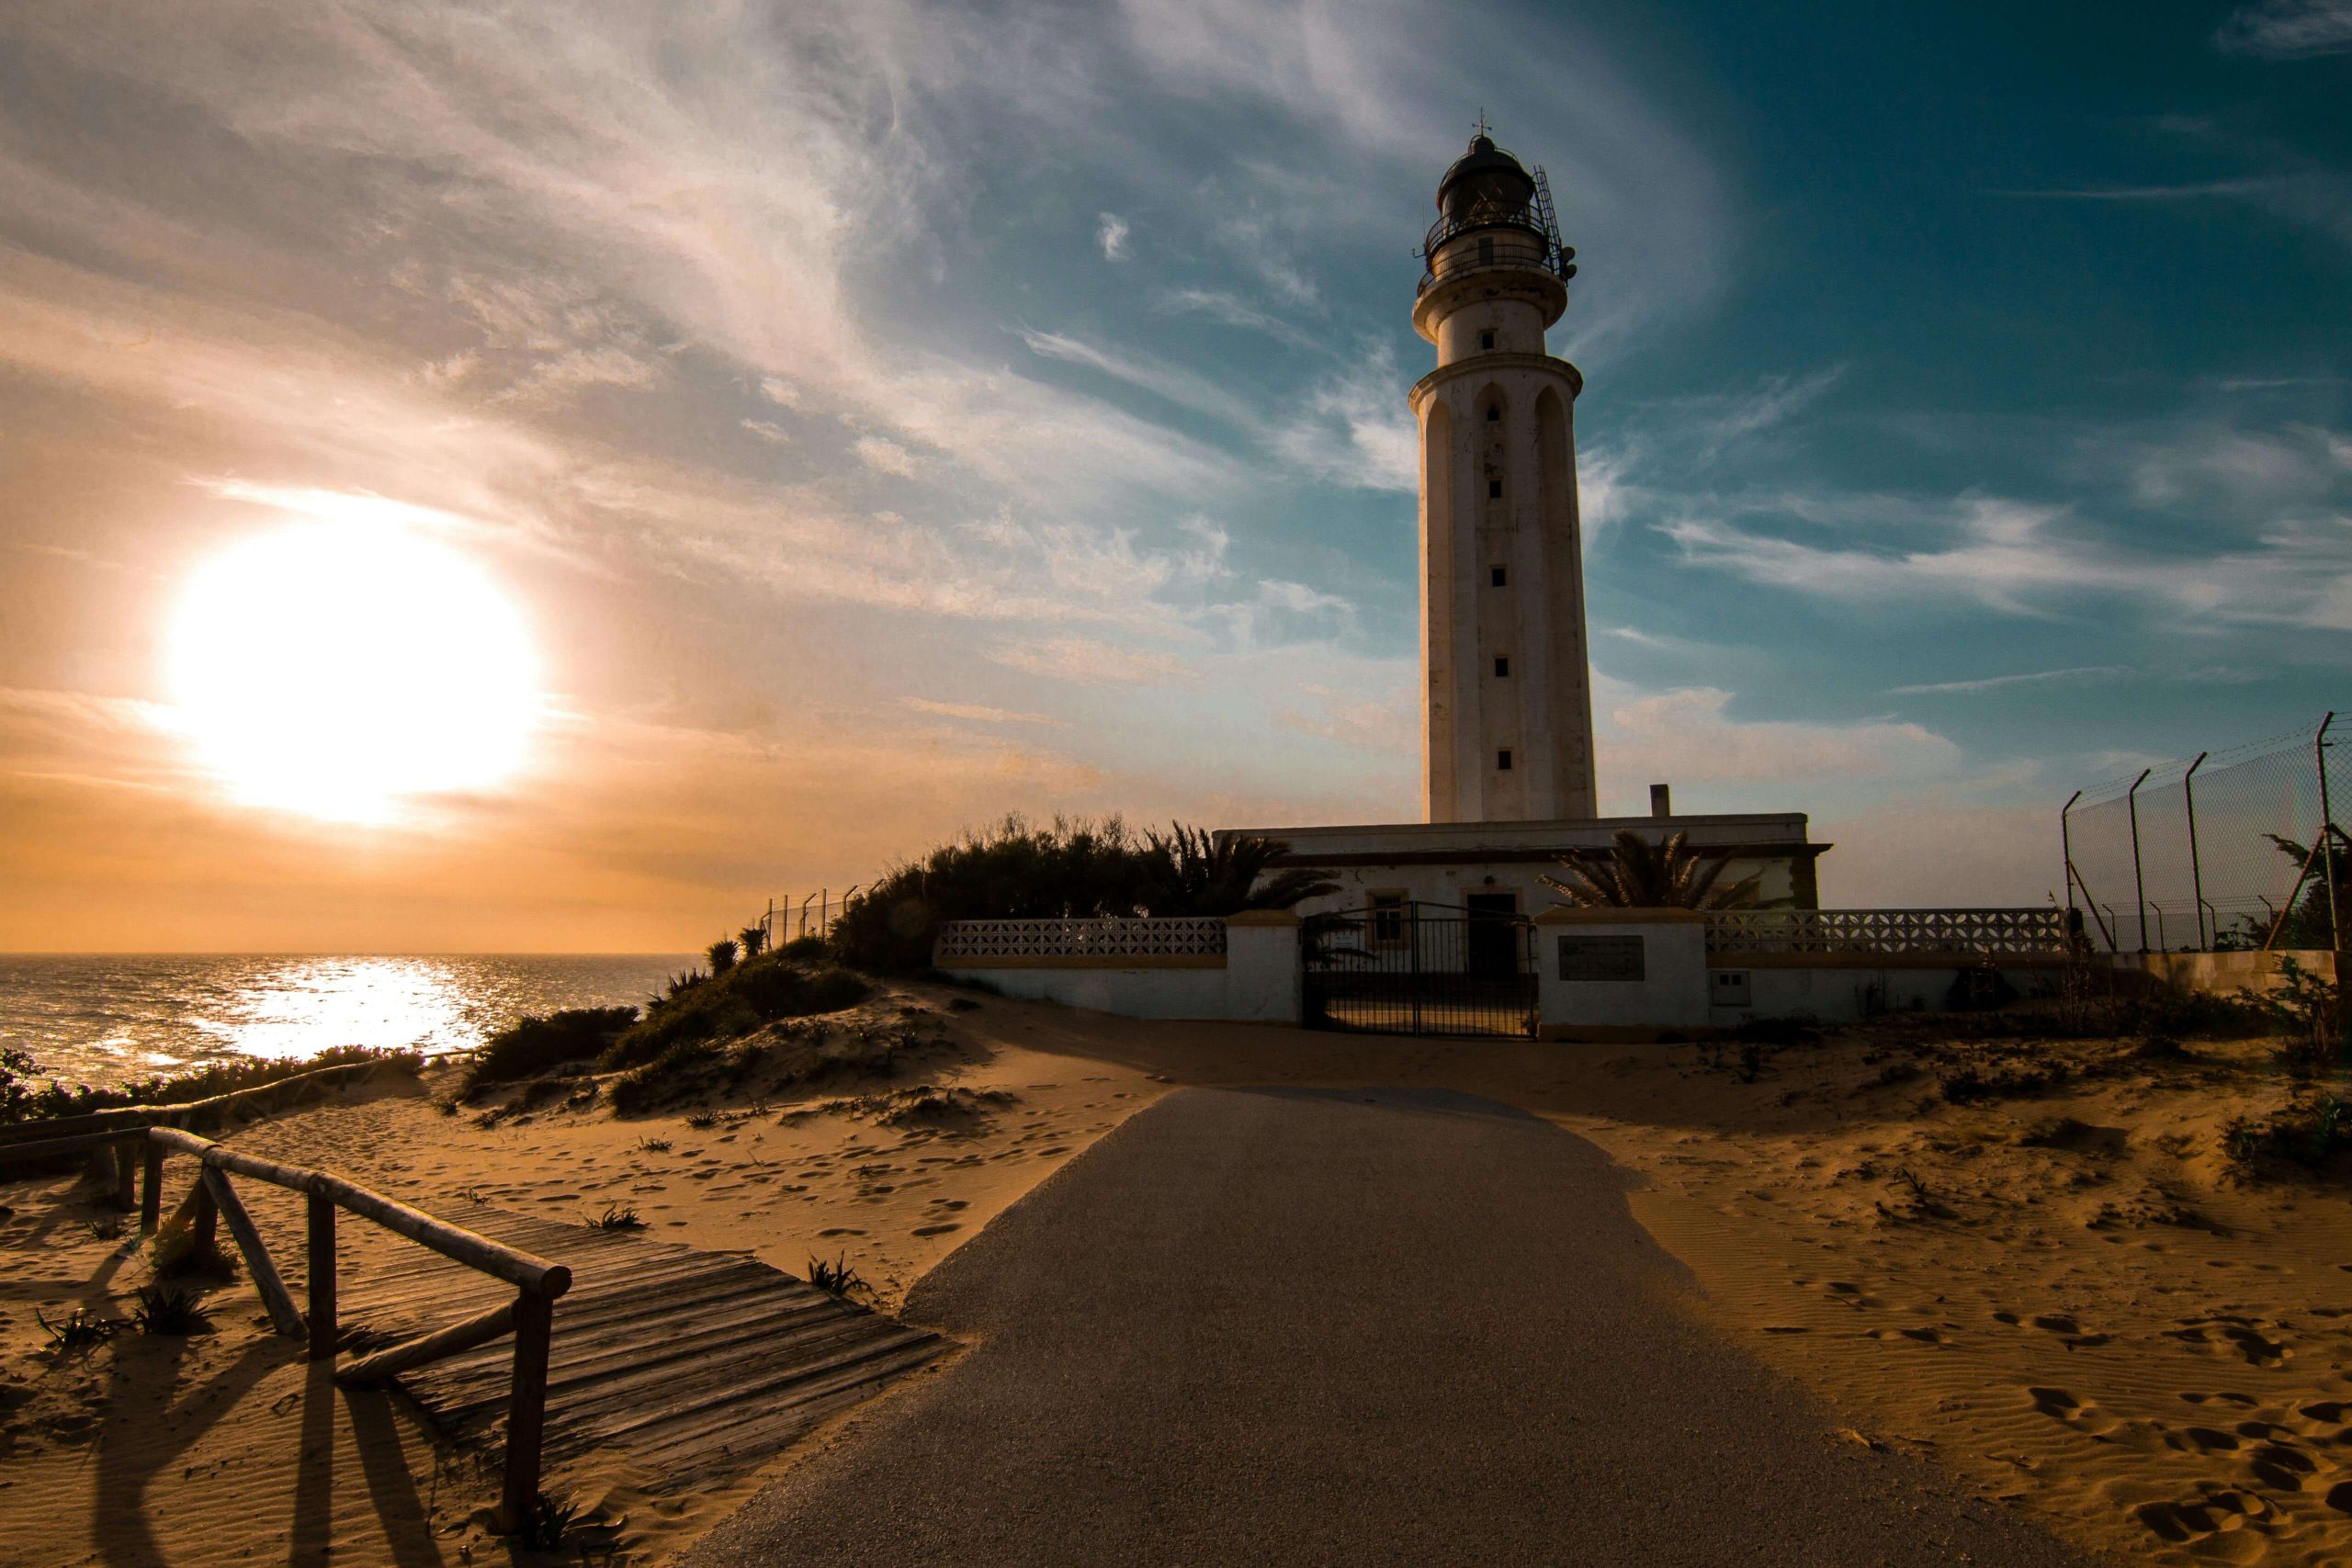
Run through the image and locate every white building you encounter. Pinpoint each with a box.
[1233,130,1826,919]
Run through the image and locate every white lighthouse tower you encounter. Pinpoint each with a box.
[1408,131,1597,824]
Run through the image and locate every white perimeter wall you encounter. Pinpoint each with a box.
[938,916,1301,1022]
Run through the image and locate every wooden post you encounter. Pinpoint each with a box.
[200,1165,304,1339]
[501,1290,555,1531]
[141,1141,164,1235]
[192,1176,219,1253]
[111,1143,137,1210]
[306,1193,336,1361]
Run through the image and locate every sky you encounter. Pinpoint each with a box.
[1,0,2347,951]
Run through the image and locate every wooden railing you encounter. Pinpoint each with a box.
[0,1118,571,1528]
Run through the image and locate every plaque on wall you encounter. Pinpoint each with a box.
[1556,933,1645,982]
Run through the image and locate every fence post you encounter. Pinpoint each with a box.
[307,1192,337,1361]
[2124,769,2154,954]
[502,1289,556,1530]
[2060,790,2082,919]
[2183,751,2209,949]
[141,1139,164,1235]
[2318,714,2341,951]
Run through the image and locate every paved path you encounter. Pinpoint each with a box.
[686,1088,2092,1567]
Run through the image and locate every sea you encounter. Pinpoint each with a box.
[0,954,697,1092]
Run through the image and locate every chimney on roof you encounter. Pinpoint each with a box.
[1649,783,1672,818]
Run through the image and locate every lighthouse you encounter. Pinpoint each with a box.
[1408,131,1597,824]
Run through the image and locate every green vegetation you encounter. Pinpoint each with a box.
[1541,829,1766,911]
[130,1285,213,1335]
[85,1216,126,1242]
[502,1492,587,1550]
[2241,955,2345,1074]
[830,814,1335,973]
[38,1306,120,1350]
[585,1202,646,1232]
[0,1045,423,1127]
[464,1007,639,1095]
[805,1253,863,1296]
[707,936,741,975]
[599,952,871,1071]
[2227,1095,2352,1172]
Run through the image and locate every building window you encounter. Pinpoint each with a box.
[1497,749,1513,771]
[1489,566,1507,587]
[1485,405,1500,422]
[1478,329,1496,351]
[1368,891,1408,948]
[1494,657,1510,677]
[1487,479,1503,499]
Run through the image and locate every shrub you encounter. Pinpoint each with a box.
[38,1306,120,1350]
[707,937,741,976]
[2227,1095,2352,1171]
[585,1203,646,1231]
[131,1286,212,1335]
[608,1039,718,1115]
[1939,1060,2072,1105]
[780,935,830,961]
[2242,956,2345,1074]
[85,1216,126,1242]
[805,1253,863,1296]
[148,1215,239,1283]
[0,1045,424,1128]
[603,953,870,1070]
[466,1007,638,1094]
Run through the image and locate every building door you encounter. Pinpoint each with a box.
[1464,893,1520,977]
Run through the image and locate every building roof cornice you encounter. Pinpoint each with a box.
[1408,353,1584,413]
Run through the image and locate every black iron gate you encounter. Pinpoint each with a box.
[1300,902,1539,1038]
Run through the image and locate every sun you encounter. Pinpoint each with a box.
[169,518,538,823]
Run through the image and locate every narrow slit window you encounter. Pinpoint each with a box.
[1478,329,1496,351]
[1494,657,1510,677]
[1497,749,1514,772]
[1487,479,1503,499]
[1489,566,1507,587]
[1485,405,1501,423]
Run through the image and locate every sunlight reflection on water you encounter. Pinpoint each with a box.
[0,953,692,1090]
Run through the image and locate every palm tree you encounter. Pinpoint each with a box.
[738,922,770,959]
[1138,824,1339,916]
[1541,829,1761,910]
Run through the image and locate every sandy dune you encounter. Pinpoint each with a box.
[6,982,2352,1563]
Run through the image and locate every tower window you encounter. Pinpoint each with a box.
[1489,566,1507,587]
[1485,405,1500,422]
[1487,479,1503,499]
[1494,657,1510,677]
[1497,749,1514,772]
[1478,329,1496,351]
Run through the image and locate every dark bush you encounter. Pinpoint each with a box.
[608,1039,719,1115]
[466,1007,638,1094]
[1,1045,424,1128]
[780,935,831,961]
[603,953,869,1070]
[2227,1095,2352,1172]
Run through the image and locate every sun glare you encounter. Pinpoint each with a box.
[169,517,538,823]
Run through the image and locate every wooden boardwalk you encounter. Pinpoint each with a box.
[338,1209,947,1477]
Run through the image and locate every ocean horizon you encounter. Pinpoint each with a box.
[0,952,699,1091]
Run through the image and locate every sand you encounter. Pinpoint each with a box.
[6,981,2352,1564]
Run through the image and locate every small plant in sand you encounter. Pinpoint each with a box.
[805,1253,864,1297]
[2243,956,2345,1074]
[130,1285,213,1335]
[85,1215,126,1242]
[37,1305,121,1351]
[147,1214,239,1283]
[636,1136,672,1154]
[585,1202,647,1232]
[503,1491,585,1550]
[2226,1095,2352,1173]
[684,1110,718,1130]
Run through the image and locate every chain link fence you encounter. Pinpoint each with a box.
[2064,715,2348,953]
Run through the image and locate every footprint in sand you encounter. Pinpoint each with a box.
[2134,1488,2269,1544]
[2027,1386,2120,1436]
[2169,1317,2294,1368]
[818,1226,866,1237]
[1867,1325,1951,1347]
[911,1223,961,1237]
[2247,1442,2319,1491]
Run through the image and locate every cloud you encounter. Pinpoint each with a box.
[1018,329,1229,419]
[1271,339,1419,491]
[2214,0,2352,57]
[984,636,1195,687]
[1596,684,1961,793]
[1664,491,2352,629]
[740,419,792,445]
[1276,682,1417,751]
[853,436,920,478]
[759,378,803,408]
[1096,212,1130,260]
[1995,169,2352,256]
[906,698,1067,727]
[1889,665,2129,696]
[1151,288,1317,349]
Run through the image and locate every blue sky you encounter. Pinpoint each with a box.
[0,0,2346,945]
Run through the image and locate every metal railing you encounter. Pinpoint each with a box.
[0,1111,569,1529]
[934,916,1229,964]
[1705,908,2068,957]
[2064,714,2345,953]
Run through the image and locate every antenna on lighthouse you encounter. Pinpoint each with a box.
[1473,108,1491,140]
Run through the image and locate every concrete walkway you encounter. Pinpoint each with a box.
[685,1087,2090,1567]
